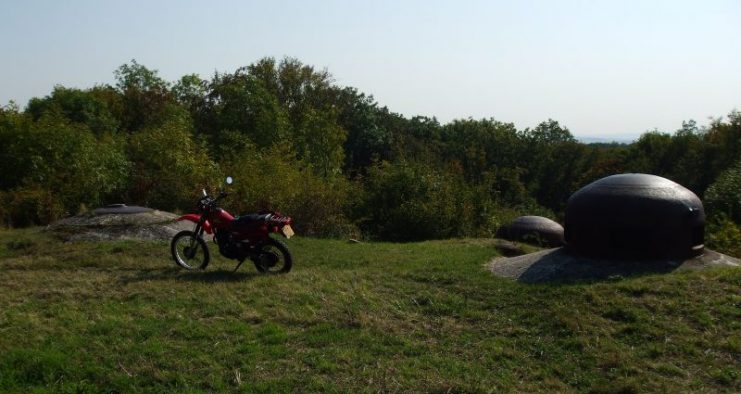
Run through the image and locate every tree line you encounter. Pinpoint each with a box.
[1,57,738,253]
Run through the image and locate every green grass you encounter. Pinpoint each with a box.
[0,228,739,393]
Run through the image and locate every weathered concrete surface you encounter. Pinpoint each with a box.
[46,210,192,241]
[92,204,153,215]
[489,247,740,284]
[492,239,529,257]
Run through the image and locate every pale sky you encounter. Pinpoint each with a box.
[1,0,740,138]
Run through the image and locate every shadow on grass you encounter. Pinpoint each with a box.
[120,268,261,284]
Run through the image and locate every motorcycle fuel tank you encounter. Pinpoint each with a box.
[208,208,235,228]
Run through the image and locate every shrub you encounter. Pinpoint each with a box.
[705,159,741,222]
[127,118,218,211]
[0,112,130,221]
[705,215,741,258]
[221,144,356,238]
[0,186,65,227]
[355,161,466,241]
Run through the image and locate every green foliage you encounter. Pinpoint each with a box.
[127,118,217,210]
[0,110,129,223]
[201,67,291,153]
[356,161,512,241]
[115,59,178,131]
[295,108,346,177]
[625,123,709,194]
[0,186,64,227]
[705,215,741,257]
[518,120,588,212]
[172,73,207,107]
[222,144,356,238]
[26,86,121,135]
[357,161,446,241]
[705,159,741,222]
[115,59,170,93]
[199,57,346,175]
[441,118,521,179]
[0,104,32,190]
[337,88,392,174]
[524,118,576,144]
[28,116,128,213]
[1,58,740,242]
[704,111,741,182]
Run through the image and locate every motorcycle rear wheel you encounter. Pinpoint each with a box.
[253,238,292,274]
[171,230,210,270]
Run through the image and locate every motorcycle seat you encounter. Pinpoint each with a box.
[233,213,271,226]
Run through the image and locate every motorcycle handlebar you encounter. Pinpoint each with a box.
[214,191,228,203]
[197,191,228,211]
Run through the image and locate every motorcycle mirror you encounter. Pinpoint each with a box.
[202,188,207,197]
[225,176,233,185]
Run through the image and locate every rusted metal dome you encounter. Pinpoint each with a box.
[564,174,705,259]
[496,216,564,247]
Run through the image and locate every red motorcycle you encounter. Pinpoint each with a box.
[170,177,294,273]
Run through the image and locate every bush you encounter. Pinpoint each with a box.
[222,144,357,238]
[355,162,467,241]
[127,118,218,211]
[0,112,130,221]
[0,186,65,227]
[705,159,741,222]
[705,215,741,258]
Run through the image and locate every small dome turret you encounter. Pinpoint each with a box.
[496,216,564,247]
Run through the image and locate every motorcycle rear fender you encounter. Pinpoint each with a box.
[176,214,213,234]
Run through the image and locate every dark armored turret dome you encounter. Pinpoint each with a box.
[565,174,705,259]
[496,216,564,247]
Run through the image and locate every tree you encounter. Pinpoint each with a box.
[221,144,356,237]
[127,118,217,210]
[441,118,520,181]
[703,111,741,186]
[0,111,129,221]
[295,108,346,177]
[25,86,120,135]
[336,88,392,174]
[524,119,576,144]
[201,57,347,175]
[200,68,290,155]
[114,60,177,131]
[705,158,741,222]
[357,161,467,241]
[512,120,590,212]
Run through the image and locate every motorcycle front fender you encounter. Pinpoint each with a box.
[175,214,213,234]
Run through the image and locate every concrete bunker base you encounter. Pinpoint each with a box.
[489,247,740,284]
[46,208,192,242]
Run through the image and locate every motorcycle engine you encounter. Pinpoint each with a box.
[214,230,240,260]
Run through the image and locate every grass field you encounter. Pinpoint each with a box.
[0,228,739,393]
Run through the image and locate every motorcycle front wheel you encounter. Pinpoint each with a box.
[253,238,292,274]
[171,230,210,270]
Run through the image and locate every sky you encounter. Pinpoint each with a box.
[1,0,740,139]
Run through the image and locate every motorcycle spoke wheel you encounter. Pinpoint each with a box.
[254,239,292,274]
[171,231,209,270]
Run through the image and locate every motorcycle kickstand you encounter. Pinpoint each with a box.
[233,259,245,273]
